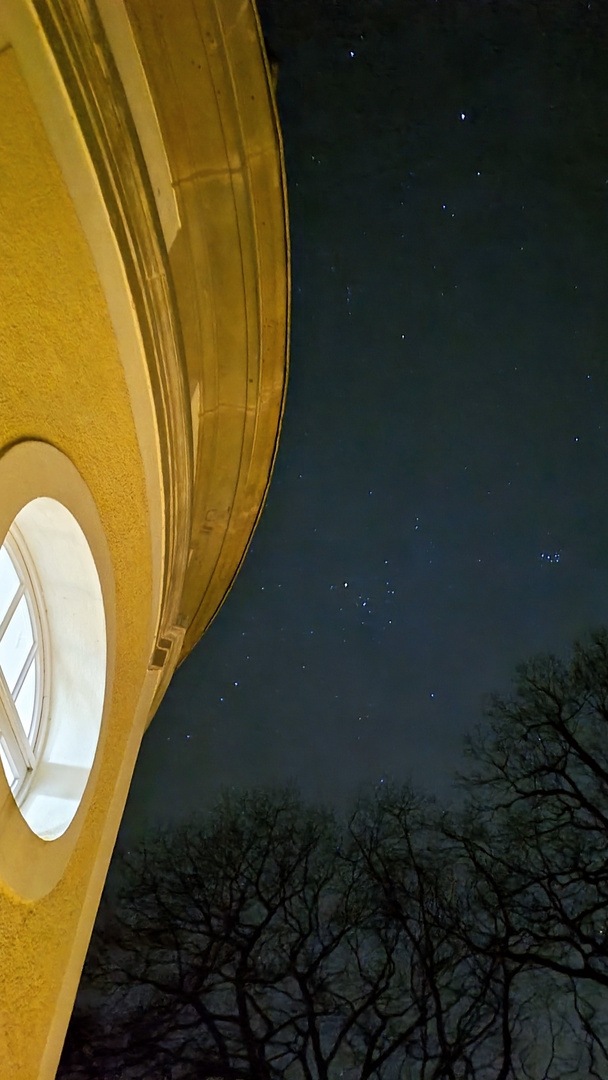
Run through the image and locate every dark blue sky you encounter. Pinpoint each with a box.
[119,0,608,842]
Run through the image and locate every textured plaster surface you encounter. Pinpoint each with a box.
[0,48,153,1078]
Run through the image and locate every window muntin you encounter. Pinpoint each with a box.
[0,545,19,624]
[0,527,47,798]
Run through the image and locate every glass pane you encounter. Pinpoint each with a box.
[15,660,36,740]
[0,595,33,694]
[0,740,15,787]
[0,546,19,628]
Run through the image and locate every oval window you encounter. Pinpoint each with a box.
[0,498,106,840]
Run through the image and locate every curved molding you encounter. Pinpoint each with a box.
[124,0,290,666]
[31,0,194,677]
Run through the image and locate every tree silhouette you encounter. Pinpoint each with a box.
[59,630,608,1078]
[60,788,507,1079]
[443,628,608,1076]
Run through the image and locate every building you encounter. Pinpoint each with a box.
[0,1,289,1075]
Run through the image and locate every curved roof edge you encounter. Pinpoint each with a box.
[121,0,290,688]
[27,0,289,713]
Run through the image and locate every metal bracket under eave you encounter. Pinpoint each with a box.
[148,624,186,671]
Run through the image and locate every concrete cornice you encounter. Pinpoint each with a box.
[31,0,290,703]
[124,0,290,669]
[32,0,194,690]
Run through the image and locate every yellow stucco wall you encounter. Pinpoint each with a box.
[0,47,155,1077]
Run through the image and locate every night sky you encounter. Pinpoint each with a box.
[118,0,608,845]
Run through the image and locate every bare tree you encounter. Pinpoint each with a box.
[348,785,563,1080]
[60,786,524,1080]
[59,789,461,1079]
[443,629,608,1076]
[60,630,608,1079]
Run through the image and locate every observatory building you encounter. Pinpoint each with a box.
[0,1,289,1075]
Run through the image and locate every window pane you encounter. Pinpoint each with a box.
[15,660,36,740]
[0,596,34,694]
[0,741,15,787]
[0,546,19,628]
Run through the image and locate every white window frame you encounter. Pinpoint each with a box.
[0,525,50,800]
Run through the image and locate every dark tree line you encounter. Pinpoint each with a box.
[59,630,608,1079]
